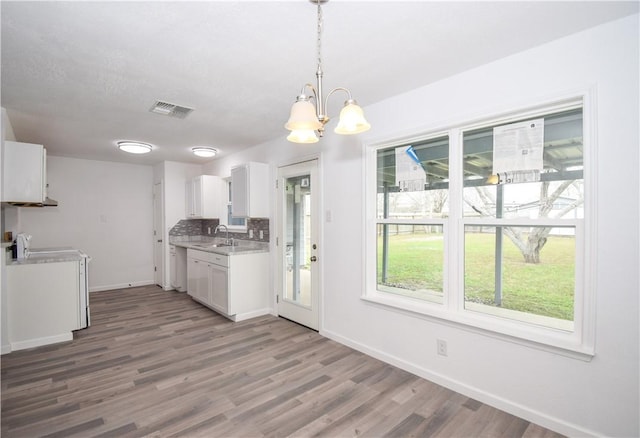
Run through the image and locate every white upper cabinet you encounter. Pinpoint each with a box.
[2,141,46,203]
[185,175,223,219]
[230,162,269,218]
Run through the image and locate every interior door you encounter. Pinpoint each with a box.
[277,159,319,330]
[153,182,164,287]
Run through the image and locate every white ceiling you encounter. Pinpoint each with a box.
[2,1,638,165]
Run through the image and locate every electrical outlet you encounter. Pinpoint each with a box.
[207,227,211,235]
[437,339,448,357]
[259,230,264,239]
[249,229,254,238]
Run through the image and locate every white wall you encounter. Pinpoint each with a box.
[204,15,639,437]
[19,156,155,291]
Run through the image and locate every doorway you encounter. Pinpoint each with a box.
[276,159,319,330]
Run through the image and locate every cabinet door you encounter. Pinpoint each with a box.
[3,141,45,203]
[200,175,223,219]
[231,163,269,218]
[187,257,198,297]
[231,165,249,218]
[209,264,229,314]
[185,180,195,218]
[192,176,203,218]
[196,261,210,303]
[170,247,177,288]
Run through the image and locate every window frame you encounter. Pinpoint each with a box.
[220,177,247,232]
[364,94,595,359]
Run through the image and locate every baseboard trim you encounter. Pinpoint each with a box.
[232,308,271,322]
[320,328,596,438]
[90,281,155,293]
[10,333,73,352]
[1,343,12,355]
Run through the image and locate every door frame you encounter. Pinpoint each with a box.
[275,155,323,331]
[153,181,165,288]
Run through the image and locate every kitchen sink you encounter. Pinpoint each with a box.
[193,243,236,248]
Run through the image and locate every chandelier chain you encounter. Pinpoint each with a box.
[316,0,323,71]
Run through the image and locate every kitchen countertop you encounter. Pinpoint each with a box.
[7,247,85,265]
[170,237,269,256]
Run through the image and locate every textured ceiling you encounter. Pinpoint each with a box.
[1,1,638,165]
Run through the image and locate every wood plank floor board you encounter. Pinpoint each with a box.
[1,285,565,437]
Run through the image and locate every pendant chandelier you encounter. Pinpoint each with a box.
[285,0,371,144]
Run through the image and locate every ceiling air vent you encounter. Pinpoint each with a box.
[149,101,194,119]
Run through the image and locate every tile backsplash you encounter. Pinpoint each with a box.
[169,218,269,242]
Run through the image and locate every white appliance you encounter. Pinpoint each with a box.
[15,233,32,259]
[27,248,91,329]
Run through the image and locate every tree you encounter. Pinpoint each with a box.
[464,180,583,264]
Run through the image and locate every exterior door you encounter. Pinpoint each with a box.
[277,159,319,330]
[153,182,164,287]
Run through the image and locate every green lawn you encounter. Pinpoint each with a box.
[377,232,575,320]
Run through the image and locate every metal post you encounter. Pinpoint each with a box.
[495,184,504,306]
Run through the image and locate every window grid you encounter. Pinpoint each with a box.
[366,96,593,358]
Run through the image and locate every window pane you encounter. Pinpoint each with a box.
[377,136,449,219]
[463,109,583,220]
[464,225,575,331]
[377,224,444,304]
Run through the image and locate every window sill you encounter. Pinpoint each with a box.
[361,292,595,361]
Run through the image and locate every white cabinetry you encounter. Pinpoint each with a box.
[185,175,223,219]
[208,255,229,314]
[2,141,47,203]
[187,254,209,304]
[6,261,80,350]
[170,245,187,291]
[170,245,187,292]
[230,162,269,218]
[186,249,268,321]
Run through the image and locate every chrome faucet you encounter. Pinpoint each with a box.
[214,224,230,245]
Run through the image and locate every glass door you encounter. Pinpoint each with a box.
[277,159,319,330]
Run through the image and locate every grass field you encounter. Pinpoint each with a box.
[377,232,575,320]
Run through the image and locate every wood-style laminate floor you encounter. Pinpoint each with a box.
[1,285,565,438]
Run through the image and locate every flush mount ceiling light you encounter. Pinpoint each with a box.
[192,147,217,158]
[285,0,371,144]
[117,141,152,154]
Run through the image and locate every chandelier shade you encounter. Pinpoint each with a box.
[285,0,370,143]
[334,101,371,135]
[285,98,323,131]
[287,129,320,144]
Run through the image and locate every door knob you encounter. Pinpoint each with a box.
[310,256,317,262]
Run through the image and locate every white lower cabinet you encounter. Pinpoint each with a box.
[187,255,209,304]
[186,249,268,321]
[6,261,80,350]
[209,260,229,314]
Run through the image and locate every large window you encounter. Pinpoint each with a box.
[366,99,593,356]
